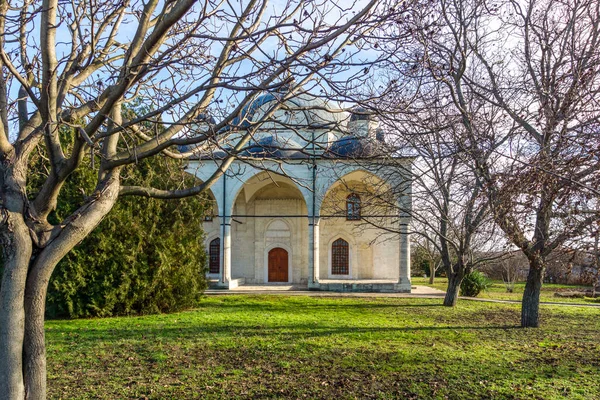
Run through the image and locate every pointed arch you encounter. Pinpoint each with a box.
[319,168,394,218]
[229,170,310,216]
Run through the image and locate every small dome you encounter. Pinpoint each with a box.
[326,135,383,158]
[375,128,385,142]
[349,107,374,122]
[195,113,216,125]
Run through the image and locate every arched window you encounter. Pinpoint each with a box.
[346,193,361,220]
[331,238,349,275]
[209,238,220,274]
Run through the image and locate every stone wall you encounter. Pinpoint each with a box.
[202,170,402,285]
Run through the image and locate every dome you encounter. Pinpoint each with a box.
[326,135,384,158]
[196,136,309,160]
[349,107,375,122]
[239,136,308,159]
[227,93,279,129]
[177,113,216,153]
[226,91,343,130]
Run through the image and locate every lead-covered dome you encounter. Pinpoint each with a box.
[349,106,375,122]
[227,90,344,129]
[326,135,387,158]
[239,136,308,159]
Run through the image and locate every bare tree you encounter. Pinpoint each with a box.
[312,0,499,307]
[411,225,442,284]
[404,121,496,306]
[564,221,600,294]
[452,0,600,327]
[371,0,600,326]
[330,0,599,323]
[0,1,386,398]
[590,230,600,297]
[499,253,521,293]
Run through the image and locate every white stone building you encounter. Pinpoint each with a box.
[185,90,413,292]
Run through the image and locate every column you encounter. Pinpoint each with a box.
[217,172,232,289]
[221,219,232,286]
[396,222,411,292]
[396,173,412,292]
[308,217,320,289]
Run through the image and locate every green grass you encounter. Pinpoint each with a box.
[411,277,599,304]
[46,295,600,399]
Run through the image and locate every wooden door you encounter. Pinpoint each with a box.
[268,248,288,282]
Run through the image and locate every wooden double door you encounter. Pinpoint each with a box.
[268,247,289,282]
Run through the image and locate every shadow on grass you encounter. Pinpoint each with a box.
[46,322,522,346]
[44,300,447,322]
[193,300,446,312]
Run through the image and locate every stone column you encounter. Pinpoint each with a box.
[396,222,411,292]
[218,217,232,288]
[308,217,320,289]
[223,220,232,283]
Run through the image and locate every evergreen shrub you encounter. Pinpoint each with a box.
[459,271,490,297]
[44,154,210,318]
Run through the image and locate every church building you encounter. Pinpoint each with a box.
[184,89,413,292]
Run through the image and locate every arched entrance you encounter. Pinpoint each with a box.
[268,248,289,282]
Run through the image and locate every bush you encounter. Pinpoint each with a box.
[44,154,211,318]
[29,134,212,318]
[460,271,491,297]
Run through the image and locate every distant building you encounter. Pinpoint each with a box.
[184,90,413,292]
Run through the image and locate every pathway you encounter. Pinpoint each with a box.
[204,285,600,307]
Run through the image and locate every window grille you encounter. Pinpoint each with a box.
[209,238,220,273]
[331,238,349,275]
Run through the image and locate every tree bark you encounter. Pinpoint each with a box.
[0,164,121,400]
[443,268,463,307]
[521,260,545,328]
[429,262,435,284]
[23,264,50,400]
[1,157,32,400]
[21,172,121,399]
[0,213,31,400]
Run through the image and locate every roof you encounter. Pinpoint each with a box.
[325,135,387,158]
[349,106,375,122]
[196,136,310,160]
[238,136,308,159]
[226,91,344,130]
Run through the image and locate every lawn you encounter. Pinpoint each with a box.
[46,295,600,399]
[411,277,599,304]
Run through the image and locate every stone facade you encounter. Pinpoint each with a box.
[185,92,413,292]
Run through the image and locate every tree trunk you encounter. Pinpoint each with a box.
[1,161,33,400]
[23,265,51,400]
[521,260,545,328]
[0,167,121,400]
[0,214,31,400]
[22,172,120,399]
[444,271,461,306]
[429,262,435,284]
